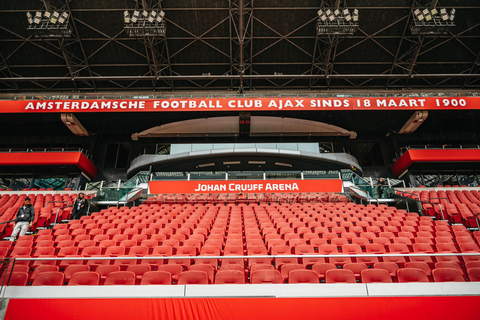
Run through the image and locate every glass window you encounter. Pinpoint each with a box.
[441,174,458,186]
[190,171,226,180]
[265,171,301,179]
[423,174,441,187]
[228,171,263,180]
[457,174,477,187]
[413,175,424,187]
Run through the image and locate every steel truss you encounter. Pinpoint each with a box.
[0,1,479,92]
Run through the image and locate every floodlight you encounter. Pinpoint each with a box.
[58,12,68,24]
[334,9,340,16]
[325,9,332,16]
[26,12,33,24]
[317,9,323,16]
[328,14,335,21]
[423,9,432,21]
[417,14,424,21]
[148,14,155,23]
[132,10,140,23]
[414,9,421,16]
[142,10,148,17]
[34,12,42,24]
[440,8,448,21]
[430,8,438,16]
[156,10,165,23]
[150,11,156,17]
[44,11,51,18]
[124,11,130,23]
[449,9,455,21]
[50,11,59,24]
[352,9,359,22]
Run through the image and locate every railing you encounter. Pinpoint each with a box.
[116,187,143,207]
[121,171,150,188]
[394,190,446,220]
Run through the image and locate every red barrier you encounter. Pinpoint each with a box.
[391,149,480,176]
[0,152,97,178]
[5,297,480,320]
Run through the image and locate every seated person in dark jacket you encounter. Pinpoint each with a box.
[71,193,89,220]
[11,197,35,241]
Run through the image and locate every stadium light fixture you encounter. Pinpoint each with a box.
[344,9,352,22]
[156,10,165,23]
[50,11,59,24]
[26,12,33,24]
[44,11,51,19]
[430,8,438,16]
[449,9,455,21]
[124,11,130,23]
[142,10,148,17]
[148,11,156,23]
[131,10,140,23]
[440,8,448,21]
[352,9,359,22]
[423,9,432,21]
[334,9,340,16]
[34,11,42,24]
[58,12,68,24]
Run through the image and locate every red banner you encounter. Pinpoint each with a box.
[0,97,479,113]
[6,297,480,320]
[149,179,343,194]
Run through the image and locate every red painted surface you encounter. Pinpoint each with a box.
[0,152,97,178]
[391,149,480,176]
[149,179,343,194]
[5,297,480,320]
[0,96,479,113]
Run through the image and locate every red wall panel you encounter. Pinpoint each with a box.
[391,149,480,176]
[5,297,480,320]
[0,152,97,178]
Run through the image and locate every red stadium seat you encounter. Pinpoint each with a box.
[360,269,393,283]
[178,270,209,285]
[64,265,90,281]
[250,270,282,284]
[397,268,429,283]
[140,271,172,285]
[68,272,100,286]
[288,270,319,283]
[214,270,245,284]
[432,268,465,282]
[104,271,136,285]
[467,268,480,281]
[325,269,356,283]
[7,272,29,286]
[31,271,65,286]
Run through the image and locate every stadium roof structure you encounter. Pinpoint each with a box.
[0,0,480,94]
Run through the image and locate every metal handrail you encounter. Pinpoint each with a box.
[394,190,446,220]
[10,252,480,262]
[52,204,73,225]
[46,201,69,225]
[476,213,480,231]
[117,187,142,208]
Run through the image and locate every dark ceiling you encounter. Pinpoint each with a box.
[0,0,479,93]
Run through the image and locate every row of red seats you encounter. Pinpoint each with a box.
[146,193,350,205]
[7,265,480,286]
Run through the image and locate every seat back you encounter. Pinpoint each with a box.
[325,269,356,283]
[140,271,172,285]
[250,270,282,284]
[104,271,136,285]
[214,270,245,284]
[432,268,465,282]
[31,271,65,286]
[177,270,209,285]
[361,269,392,283]
[288,270,319,284]
[68,272,100,285]
[397,268,429,283]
